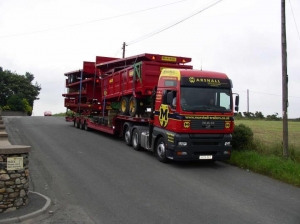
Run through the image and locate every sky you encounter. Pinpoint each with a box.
[0,0,299,118]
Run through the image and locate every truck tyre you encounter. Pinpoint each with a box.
[84,121,90,131]
[120,97,129,115]
[80,121,84,130]
[124,126,132,146]
[129,96,139,117]
[76,120,80,129]
[73,120,76,127]
[156,137,168,163]
[132,129,142,151]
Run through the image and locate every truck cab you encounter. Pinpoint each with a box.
[149,68,238,162]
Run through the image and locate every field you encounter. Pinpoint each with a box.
[235,120,300,147]
[234,120,300,160]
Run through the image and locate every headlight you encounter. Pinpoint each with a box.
[225,142,231,146]
[178,142,187,146]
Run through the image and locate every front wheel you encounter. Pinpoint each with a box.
[156,137,168,163]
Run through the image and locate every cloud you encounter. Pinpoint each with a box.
[0,0,299,118]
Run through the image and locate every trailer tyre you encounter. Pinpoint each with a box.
[156,137,168,163]
[132,129,142,151]
[129,96,139,117]
[120,97,129,115]
[76,120,80,129]
[124,126,132,146]
[73,120,76,127]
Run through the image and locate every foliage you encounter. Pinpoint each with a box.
[229,150,300,187]
[7,94,24,111]
[22,99,33,115]
[234,120,300,162]
[230,119,300,186]
[254,111,264,119]
[51,111,76,117]
[232,123,254,150]
[0,68,41,112]
[1,105,10,110]
[266,112,280,120]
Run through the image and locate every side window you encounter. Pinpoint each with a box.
[220,92,230,110]
[163,90,177,107]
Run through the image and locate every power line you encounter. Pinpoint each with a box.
[126,0,223,45]
[236,90,300,98]
[288,0,300,41]
[0,0,188,39]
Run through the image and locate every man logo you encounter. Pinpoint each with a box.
[184,121,190,128]
[225,122,230,128]
[159,104,169,127]
[189,77,195,83]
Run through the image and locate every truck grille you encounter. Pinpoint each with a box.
[190,120,224,130]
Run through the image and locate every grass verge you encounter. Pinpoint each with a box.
[229,149,300,187]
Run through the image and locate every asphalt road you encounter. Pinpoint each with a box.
[3,116,300,224]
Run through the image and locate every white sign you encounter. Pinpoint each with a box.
[7,157,23,171]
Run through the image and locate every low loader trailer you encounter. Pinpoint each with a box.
[63,53,239,163]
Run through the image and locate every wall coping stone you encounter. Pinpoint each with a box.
[0,145,31,154]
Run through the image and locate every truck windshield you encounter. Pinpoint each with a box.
[180,87,232,112]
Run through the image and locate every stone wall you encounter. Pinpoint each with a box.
[0,111,28,116]
[0,115,31,213]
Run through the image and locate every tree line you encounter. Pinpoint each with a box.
[235,111,300,121]
[0,67,41,115]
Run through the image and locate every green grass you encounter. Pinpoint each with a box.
[52,112,66,117]
[229,150,300,187]
[230,120,300,187]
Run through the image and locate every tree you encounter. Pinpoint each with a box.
[254,111,264,119]
[0,68,41,111]
[7,94,24,111]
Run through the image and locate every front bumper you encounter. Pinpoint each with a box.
[166,133,232,161]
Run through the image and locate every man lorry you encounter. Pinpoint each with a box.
[62,53,239,163]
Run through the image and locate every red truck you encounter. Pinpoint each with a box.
[63,53,239,162]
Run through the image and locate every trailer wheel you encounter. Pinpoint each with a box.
[124,126,132,146]
[73,120,76,127]
[76,120,80,129]
[129,96,139,117]
[132,129,142,151]
[156,137,168,163]
[120,97,129,115]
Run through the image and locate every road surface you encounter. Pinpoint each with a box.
[3,116,300,224]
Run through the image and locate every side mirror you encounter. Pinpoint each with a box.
[235,95,239,112]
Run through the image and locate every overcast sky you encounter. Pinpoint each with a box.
[1,0,299,118]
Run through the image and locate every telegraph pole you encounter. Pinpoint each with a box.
[281,0,289,157]
[122,42,126,58]
[247,89,249,113]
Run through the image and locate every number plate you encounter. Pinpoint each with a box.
[199,155,213,160]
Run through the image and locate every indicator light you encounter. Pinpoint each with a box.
[176,151,187,155]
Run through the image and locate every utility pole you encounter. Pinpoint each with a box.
[281,0,289,157]
[247,89,249,113]
[122,42,126,58]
